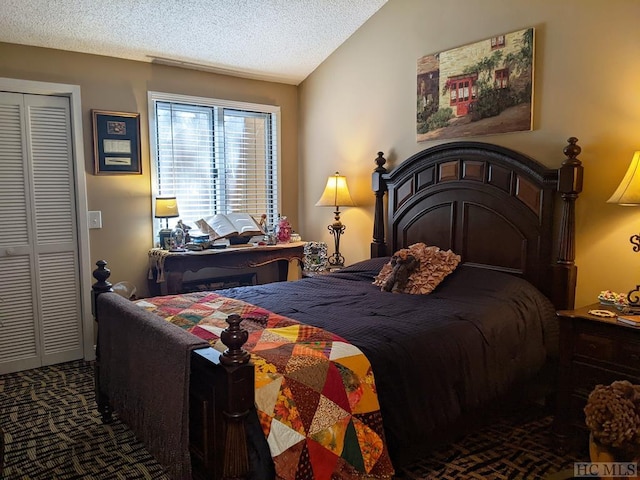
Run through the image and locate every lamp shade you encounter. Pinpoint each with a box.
[154,196,179,218]
[315,172,355,208]
[608,151,640,205]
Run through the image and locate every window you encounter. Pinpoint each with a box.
[495,69,509,89]
[461,81,469,102]
[148,92,280,239]
[491,35,505,49]
[449,80,472,105]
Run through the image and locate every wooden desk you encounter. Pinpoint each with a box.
[147,242,305,296]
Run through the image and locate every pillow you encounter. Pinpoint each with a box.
[338,257,392,274]
[373,243,461,294]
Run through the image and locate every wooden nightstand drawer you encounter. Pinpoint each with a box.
[616,340,640,368]
[571,361,636,393]
[571,361,640,398]
[574,331,640,374]
[574,332,614,361]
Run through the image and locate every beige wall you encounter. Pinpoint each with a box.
[0,43,298,297]
[299,0,640,308]
[3,0,640,309]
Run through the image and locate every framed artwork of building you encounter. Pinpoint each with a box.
[417,28,534,142]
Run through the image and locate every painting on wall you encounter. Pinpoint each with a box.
[417,28,534,142]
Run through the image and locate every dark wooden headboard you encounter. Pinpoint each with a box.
[371,138,583,310]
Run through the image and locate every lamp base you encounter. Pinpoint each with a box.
[328,255,345,268]
[327,219,346,268]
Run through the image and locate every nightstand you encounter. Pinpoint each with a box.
[553,303,640,452]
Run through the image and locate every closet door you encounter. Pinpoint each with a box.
[0,92,38,373]
[0,92,82,374]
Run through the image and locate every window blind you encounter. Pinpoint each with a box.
[150,93,279,239]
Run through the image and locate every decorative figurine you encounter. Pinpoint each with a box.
[258,214,268,233]
[176,219,191,245]
[276,216,292,243]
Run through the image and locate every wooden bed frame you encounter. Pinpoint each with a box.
[92,138,583,479]
[371,138,583,310]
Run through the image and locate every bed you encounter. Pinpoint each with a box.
[91,138,584,480]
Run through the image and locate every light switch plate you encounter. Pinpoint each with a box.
[88,210,102,229]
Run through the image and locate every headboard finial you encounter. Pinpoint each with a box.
[563,137,581,162]
[559,137,583,193]
[374,152,387,172]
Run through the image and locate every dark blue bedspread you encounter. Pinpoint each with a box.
[215,258,558,466]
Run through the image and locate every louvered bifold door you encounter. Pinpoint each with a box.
[26,94,82,368]
[0,93,82,374]
[0,92,41,374]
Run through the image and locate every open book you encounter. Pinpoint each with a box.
[195,213,264,241]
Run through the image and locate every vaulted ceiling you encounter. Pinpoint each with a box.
[0,0,388,85]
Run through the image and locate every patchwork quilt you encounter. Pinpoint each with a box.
[135,291,394,480]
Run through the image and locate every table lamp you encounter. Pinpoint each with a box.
[607,151,640,307]
[154,196,179,249]
[315,172,355,268]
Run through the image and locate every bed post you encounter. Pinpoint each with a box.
[551,137,583,310]
[91,260,114,424]
[190,315,254,480]
[371,151,388,258]
[220,315,253,479]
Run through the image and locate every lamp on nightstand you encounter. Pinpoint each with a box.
[607,151,640,308]
[315,172,355,268]
[154,196,179,249]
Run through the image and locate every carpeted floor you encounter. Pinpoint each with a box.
[393,410,583,480]
[0,361,584,479]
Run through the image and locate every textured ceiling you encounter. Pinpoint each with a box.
[0,0,387,85]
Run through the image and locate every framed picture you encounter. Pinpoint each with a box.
[159,229,172,250]
[92,110,142,174]
[416,27,534,142]
[303,241,328,273]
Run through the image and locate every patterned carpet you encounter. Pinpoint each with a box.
[393,409,583,480]
[0,361,584,480]
[1,361,169,480]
